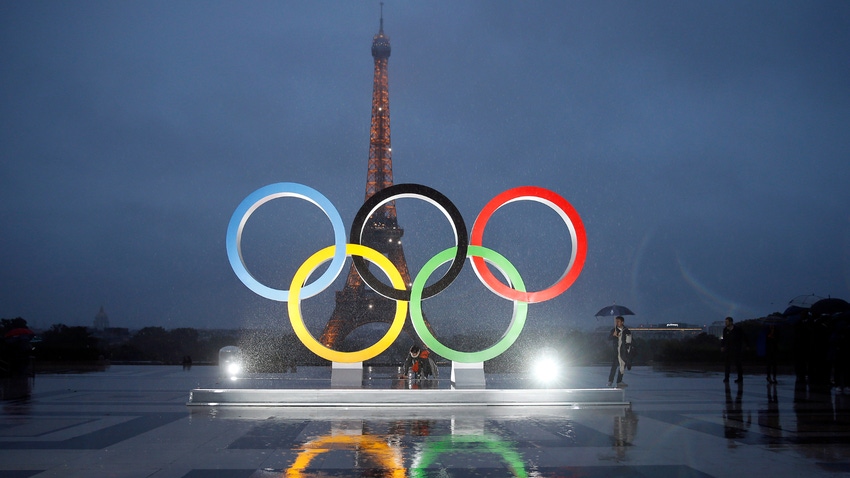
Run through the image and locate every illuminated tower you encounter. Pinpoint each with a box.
[319,11,422,351]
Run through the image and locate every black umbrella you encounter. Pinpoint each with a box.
[595,304,636,317]
[810,298,850,317]
[788,294,824,309]
[782,305,806,317]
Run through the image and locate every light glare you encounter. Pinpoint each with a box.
[227,362,241,376]
[533,355,559,383]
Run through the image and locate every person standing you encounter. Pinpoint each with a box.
[607,316,632,388]
[722,317,744,383]
[765,324,778,384]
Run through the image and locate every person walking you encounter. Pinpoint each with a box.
[722,317,745,383]
[607,316,632,388]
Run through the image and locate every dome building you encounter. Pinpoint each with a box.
[93,306,110,331]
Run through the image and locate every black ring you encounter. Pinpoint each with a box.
[350,184,468,301]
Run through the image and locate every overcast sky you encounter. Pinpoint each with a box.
[2,1,849,337]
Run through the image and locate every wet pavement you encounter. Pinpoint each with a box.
[1,365,848,477]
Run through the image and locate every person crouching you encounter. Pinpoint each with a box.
[402,345,435,379]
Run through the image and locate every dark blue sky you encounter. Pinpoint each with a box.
[2,1,849,335]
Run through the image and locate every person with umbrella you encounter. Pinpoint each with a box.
[607,315,632,388]
[1,318,35,378]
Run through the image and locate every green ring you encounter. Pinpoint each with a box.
[410,434,528,478]
[410,245,527,363]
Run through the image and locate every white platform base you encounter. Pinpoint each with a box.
[451,361,485,388]
[330,361,363,388]
[187,387,626,407]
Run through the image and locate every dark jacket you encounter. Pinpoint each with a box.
[722,326,744,355]
[403,350,436,378]
[610,326,632,353]
[610,326,635,368]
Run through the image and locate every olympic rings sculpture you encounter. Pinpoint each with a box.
[226,182,587,364]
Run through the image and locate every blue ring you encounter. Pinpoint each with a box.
[225,183,347,301]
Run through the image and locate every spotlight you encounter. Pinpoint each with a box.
[219,345,243,380]
[532,350,561,384]
[226,362,241,377]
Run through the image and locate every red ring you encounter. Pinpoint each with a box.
[469,186,587,303]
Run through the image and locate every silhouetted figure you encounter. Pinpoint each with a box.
[182,355,192,370]
[765,324,779,384]
[0,318,35,400]
[721,317,744,383]
[809,315,833,393]
[1,318,34,378]
[836,391,850,428]
[607,316,632,388]
[794,310,811,383]
[831,318,849,393]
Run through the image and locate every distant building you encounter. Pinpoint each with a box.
[628,323,705,339]
[90,306,130,345]
[594,322,706,340]
[93,306,109,330]
[707,321,725,338]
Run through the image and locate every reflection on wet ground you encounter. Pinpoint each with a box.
[224,407,638,477]
[1,365,849,477]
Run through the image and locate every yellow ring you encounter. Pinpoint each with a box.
[286,435,405,478]
[288,244,408,363]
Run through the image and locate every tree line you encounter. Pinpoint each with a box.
[3,316,796,373]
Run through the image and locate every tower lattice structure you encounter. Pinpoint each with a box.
[319,13,426,351]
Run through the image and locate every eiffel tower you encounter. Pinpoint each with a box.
[319,10,425,351]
